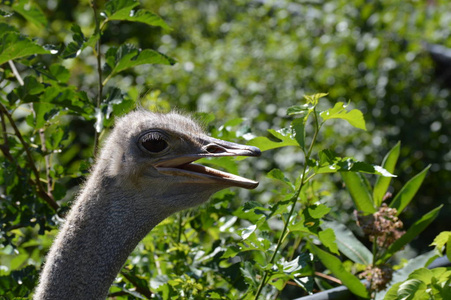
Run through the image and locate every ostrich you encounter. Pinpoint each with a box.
[34,110,260,299]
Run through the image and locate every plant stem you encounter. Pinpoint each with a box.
[254,108,321,299]
[91,0,103,156]
[8,60,56,207]
[39,128,53,196]
[177,212,183,244]
[0,103,59,211]
[8,60,24,86]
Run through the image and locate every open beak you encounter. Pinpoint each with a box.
[155,136,261,189]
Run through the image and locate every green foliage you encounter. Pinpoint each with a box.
[0,31,50,65]
[0,0,448,299]
[384,267,451,300]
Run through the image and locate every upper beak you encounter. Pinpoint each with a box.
[155,136,261,189]
[201,137,262,158]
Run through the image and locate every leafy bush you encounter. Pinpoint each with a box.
[1,0,449,299]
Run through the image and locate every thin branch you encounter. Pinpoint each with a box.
[314,271,342,285]
[39,128,53,196]
[120,271,153,299]
[8,60,24,86]
[0,109,14,161]
[0,103,59,211]
[91,0,103,156]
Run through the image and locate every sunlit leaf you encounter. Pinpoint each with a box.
[320,102,366,131]
[247,128,298,152]
[12,0,47,28]
[61,24,86,59]
[49,64,70,83]
[267,168,294,190]
[240,224,257,240]
[303,93,328,105]
[104,0,170,30]
[389,165,430,215]
[286,104,309,116]
[291,118,305,149]
[310,244,369,298]
[313,150,395,177]
[103,44,175,84]
[397,279,427,300]
[319,228,339,255]
[0,32,50,65]
[373,142,400,206]
[341,172,376,214]
[308,204,330,219]
[430,231,451,253]
[33,102,58,128]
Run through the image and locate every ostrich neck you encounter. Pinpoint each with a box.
[34,175,164,300]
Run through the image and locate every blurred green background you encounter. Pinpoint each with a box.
[1,0,450,297]
[5,0,451,256]
[54,0,450,246]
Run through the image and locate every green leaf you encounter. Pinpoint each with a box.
[7,76,44,104]
[319,228,339,255]
[310,244,369,298]
[312,150,395,177]
[104,0,170,30]
[0,23,19,36]
[320,102,367,130]
[61,24,87,59]
[430,231,451,251]
[308,204,330,219]
[49,64,70,83]
[241,261,258,288]
[287,104,309,116]
[0,32,50,65]
[267,168,294,190]
[104,0,139,18]
[341,172,376,214]
[291,118,305,149]
[390,250,437,288]
[247,128,298,152]
[389,165,430,215]
[448,237,451,262]
[303,93,328,105]
[321,220,372,265]
[380,205,443,262]
[12,0,47,28]
[33,102,58,128]
[396,279,427,300]
[430,231,451,260]
[240,224,257,240]
[373,141,401,206]
[0,8,13,17]
[103,44,175,84]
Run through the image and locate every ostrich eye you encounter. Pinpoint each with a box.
[141,132,168,153]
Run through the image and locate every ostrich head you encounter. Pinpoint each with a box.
[94,110,260,212]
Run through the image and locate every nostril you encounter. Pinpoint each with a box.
[205,145,225,153]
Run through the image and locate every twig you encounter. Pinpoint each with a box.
[314,271,342,285]
[91,0,103,156]
[0,103,59,211]
[0,109,14,162]
[39,128,53,196]
[8,60,24,86]
[120,271,153,299]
